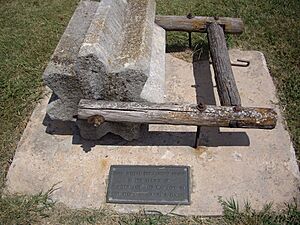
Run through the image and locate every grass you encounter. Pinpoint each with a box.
[219,197,300,225]
[0,0,299,224]
[1,191,299,224]
[0,189,55,224]
[0,0,80,189]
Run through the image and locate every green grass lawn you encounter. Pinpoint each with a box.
[0,0,80,189]
[0,0,299,224]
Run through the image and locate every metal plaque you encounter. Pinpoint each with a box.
[106,165,190,205]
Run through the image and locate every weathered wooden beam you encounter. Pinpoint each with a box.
[78,100,277,129]
[207,22,242,106]
[155,15,244,34]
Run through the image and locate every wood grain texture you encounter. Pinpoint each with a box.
[207,22,242,106]
[78,100,277,129]
[155,15,244,33]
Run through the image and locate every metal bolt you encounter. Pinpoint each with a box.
[233,105,242,112]
[196,102,206,112]
[87,115,105,127]
[187,12,194,19]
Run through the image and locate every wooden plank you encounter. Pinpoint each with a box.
[77,100,277,129]
[155,15,244,34]
[207,22,242,106]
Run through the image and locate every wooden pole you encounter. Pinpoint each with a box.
[78,100,277,129]
[155,16,244,34]
[207,22,242,106]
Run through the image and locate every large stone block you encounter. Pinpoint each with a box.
[77,23,166,141]
[43,0,166,140]
[76,0,157,102]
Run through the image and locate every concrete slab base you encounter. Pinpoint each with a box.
[6,50,300,216]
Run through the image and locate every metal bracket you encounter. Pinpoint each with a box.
[231,59,250,67]
[187,13,194,49]
[209,59,250,67]
[194,102,206,148]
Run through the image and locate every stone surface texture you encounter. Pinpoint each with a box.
[6,51,300,216]
[43,0,99,121]
[43,0,165,140]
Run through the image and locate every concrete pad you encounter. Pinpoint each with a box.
[6,50,300,216]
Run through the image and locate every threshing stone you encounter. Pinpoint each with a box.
[76,0,158,102]
[43,0,166,140]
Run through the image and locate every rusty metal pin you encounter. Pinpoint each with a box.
[233,105,242,112]
[187,12,194,19]
[196,102,207,112]
[87,115,105,127]
[187,13,194,48]
[208,59,250,67]
[231,59,250,67]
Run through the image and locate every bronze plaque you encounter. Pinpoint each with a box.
[106,165,190,205]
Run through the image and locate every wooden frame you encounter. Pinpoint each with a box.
[155,15,244,34]
[78,100,277,129]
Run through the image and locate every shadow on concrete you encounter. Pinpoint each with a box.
[43,115,249,153]
[192,45,250,147]
[43,45,249,152]
[43,114,76,135]
[71,131,250,153]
